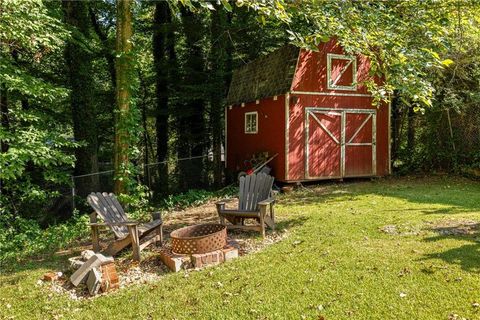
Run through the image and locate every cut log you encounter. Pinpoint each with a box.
[87,268,102,296]
[70,253,114,286]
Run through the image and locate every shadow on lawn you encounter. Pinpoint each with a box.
[0,254,70,277]
[281,176,480,215]
[420,222,480,272]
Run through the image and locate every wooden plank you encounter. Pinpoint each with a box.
[97,193,125,237]
[87,193,108,220]
[100,193,128,237]
[128,225,140,261]
[102,193,126,222]
[243,174,252,210]
[219,210,259,218]
[139,234,160,251]
[245,174,257,211]
[251,173,267,211]
[262,176,274,202]
[94,193,114,221]
[102,235,132,256]
[88,192,126,239]
[138,219,162,234]
[226,224,262,232]
[108,193,129,221]
[91,225,100,252]
[251,173,263,211]
[259,204,266,238]
[90,193,126,238]
[156,224,163,245]
[70,254,114,286]
[239,176,246,211]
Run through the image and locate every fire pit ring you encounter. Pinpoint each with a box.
[170,224,227,254]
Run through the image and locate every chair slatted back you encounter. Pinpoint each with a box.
[238,173,274,211]
[87,192,129,238]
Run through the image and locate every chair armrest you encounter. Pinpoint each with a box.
[216,198,234,210]
[258,198,275,206]
[152,211,162,222]
[90,212,98,223]
[89,221,139,227]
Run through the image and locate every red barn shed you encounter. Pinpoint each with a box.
[225,39,391,182]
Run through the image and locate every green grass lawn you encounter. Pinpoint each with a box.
[2,176,480,319]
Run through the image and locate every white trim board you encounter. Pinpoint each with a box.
[284,93,290,181]
[291,90,372,98]
[327,53,358,91]
[244,111,258,134]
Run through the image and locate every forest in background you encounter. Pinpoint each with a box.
[1,0,480,230]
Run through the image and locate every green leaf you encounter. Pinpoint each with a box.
[441,59,454,67]
[221,0,232,12]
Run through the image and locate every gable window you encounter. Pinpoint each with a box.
[327,53,357,91]
[245,111,258,134]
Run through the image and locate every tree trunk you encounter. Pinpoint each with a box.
[176,8,207,191]
[391,92,401,163]
[407,106,416,164]
[0,85,8,154]
[138,71,151,189]
[113,0,133,194]
[0,85,8,196]
[153,2,170,195]
[89,7,116,89]
[209,6,229,188]
[63,0,100,197]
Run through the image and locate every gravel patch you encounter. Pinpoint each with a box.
[41,199,288,299]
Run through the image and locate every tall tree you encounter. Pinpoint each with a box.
[0,0,76,218]
[63,0,100,197]
[176,8,207,190]
[113,0,134,194]
[152,2,171,194]
[209,6,230,187]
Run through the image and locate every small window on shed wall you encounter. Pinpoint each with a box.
[327,53,357,91]
[245,111,258,134]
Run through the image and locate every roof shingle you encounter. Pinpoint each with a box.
[226,45,300,105]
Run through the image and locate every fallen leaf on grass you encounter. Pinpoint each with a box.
[293,240,303,246]
[398,267,412,277]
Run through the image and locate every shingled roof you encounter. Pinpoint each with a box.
[226,45,300,105]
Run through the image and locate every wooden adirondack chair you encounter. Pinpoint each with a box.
[87,192,163,261]
[216,173,275,238]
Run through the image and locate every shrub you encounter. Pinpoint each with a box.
[0,210,89,263]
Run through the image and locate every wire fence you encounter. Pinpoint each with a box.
[392,104,480,171]
[70,154,215,212]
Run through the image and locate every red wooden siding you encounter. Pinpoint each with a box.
[344,112,375,176]
[226,95,286,180]
[291,41,371,95]
[306,110,342,178]
[287,94,389,181]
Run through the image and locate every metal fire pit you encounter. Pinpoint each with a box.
[170,224,227,254]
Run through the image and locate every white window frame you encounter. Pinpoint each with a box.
[327,53,357,91]
[244,111,258,134]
